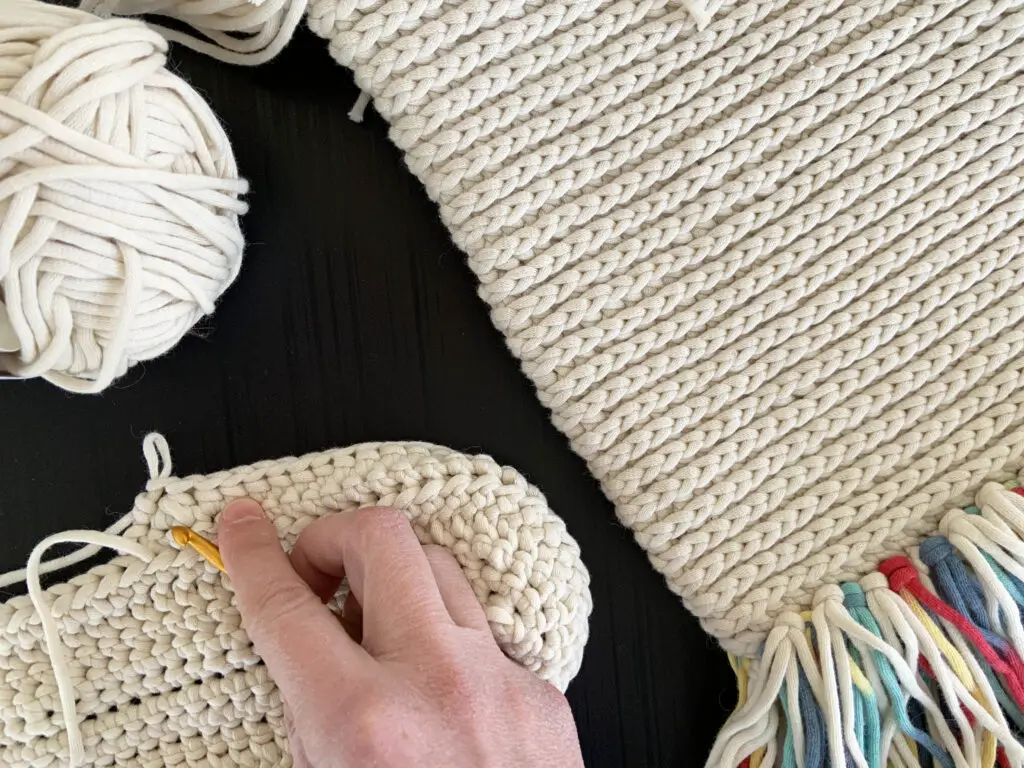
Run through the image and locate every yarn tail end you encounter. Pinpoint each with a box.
[709,481,1024,768]
[679,0,713,30]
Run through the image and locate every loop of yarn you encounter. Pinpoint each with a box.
[81,0,308,65]
[24,530,157,767]
[839,581,868,610]
[919,534,958,567]
[142,431,172,479]
[0,0,248,392]
[879,555,921,593]
[811,583,845,606]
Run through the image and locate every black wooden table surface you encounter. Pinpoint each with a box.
[0,30,734,767]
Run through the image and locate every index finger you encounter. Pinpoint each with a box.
[217,500,373,708]
[288,507,455,655]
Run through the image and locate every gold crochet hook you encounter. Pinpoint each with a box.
[171,526,226,573]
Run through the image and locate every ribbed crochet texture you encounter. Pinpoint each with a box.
[0,438,591,767]
[305,0,1024,657]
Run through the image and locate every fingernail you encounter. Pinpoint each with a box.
[221,499,265,523]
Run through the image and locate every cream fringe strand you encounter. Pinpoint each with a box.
[713,480,1024,768]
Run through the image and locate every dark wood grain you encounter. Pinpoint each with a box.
[0,30,734,767]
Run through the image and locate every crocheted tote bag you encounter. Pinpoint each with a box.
[0,435,591,767]
[300,1,1024,765]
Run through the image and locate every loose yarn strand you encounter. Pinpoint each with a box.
[0,434,180,766]
[826,597,966,768]
[706,627,791,767]
[348,89,371,123]
[812,607,870,768]
[23,530,157,767]
[784,662,805,768]
[0,513,134,589]
[0,436,170,590]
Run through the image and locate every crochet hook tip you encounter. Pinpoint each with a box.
[170,526,226,573]
[170,526,190,547]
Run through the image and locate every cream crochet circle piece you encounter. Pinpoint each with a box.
[307,0,1024,656]
[0,437,591,767]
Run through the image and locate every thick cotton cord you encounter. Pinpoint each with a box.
[0,435,171,589]
[0,433,172,765]
[0,2,248,391]
[0,514,134,589]
[22,532,156,768]
[81,0,308,65]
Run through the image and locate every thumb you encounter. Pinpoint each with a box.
[218,500,369,703]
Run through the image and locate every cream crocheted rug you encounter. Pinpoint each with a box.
[305,2,1024,764]
[15,0,1024,765]
[0,435,591,766]
[296,0,1024,632]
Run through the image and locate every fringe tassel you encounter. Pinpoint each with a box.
[709,482,1024,768]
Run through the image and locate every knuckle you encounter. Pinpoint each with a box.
[431,657,484,708]
[542,683,573,718]
[502,668,571,724]
[348,692,404,753]
[536,682,574,728]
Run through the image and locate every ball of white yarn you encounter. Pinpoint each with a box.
[0,0,248,392]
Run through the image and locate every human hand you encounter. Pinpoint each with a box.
[218,500,585,768]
